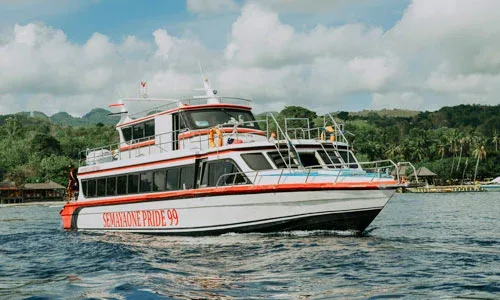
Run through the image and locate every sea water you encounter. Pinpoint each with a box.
[0,193,499,299]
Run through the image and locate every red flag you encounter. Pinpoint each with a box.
[140,81,147,88]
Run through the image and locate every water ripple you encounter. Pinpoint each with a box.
[0,194,499,299]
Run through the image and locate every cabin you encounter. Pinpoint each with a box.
[21,181,66,202]
[0,181,22,204]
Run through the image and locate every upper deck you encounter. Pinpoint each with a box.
[80,77,414,178]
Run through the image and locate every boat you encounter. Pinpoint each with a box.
[59,78,416,235]
[481,176,500,192]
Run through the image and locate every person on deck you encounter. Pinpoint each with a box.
[67,165,79,201]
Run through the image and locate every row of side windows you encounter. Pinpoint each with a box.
[81,164,195,198]
[81,159,247,198]
[122,120,155,142]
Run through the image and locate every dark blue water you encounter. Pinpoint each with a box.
[1,193,499,299]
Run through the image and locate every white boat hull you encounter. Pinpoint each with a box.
[64,188,396,235]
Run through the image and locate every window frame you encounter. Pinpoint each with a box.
[241,153,273,171]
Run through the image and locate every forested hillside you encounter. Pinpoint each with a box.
[0,104,498,187]
[0,112,117,187]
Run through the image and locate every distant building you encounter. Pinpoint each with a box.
[408,167,438,185]
[0,181,22,204]
[0,180,66,204]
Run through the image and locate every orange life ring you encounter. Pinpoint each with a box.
[208,127,223,148]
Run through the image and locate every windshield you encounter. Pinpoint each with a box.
[183,108,260,130]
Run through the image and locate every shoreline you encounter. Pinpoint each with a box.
[0,201,65,207]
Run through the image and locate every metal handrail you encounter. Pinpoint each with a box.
[214,163,403,188]
[265,113,303,169]
[324,113,349,144]
[396,161,419,183]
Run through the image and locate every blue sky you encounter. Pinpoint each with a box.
[3,0,409,46]
[0,0,498,116]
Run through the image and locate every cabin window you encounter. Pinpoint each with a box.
[268,151,298,168]
[145,120,155,138]
[87,180,97,197]
[128,174,139,194]
[183,108,259,129]
[140,172,153,193]
[318,151,337,168]
[133,123,144,140]
[180,165,195,190]
[117,175,127,195]
[204,159,246,187]
[82,180,88,197]
[122,127,132,142]
[153,170,166,191]
[241,153,272,170]
[97,178,106,197]
[321,150,342,168]
[338,150,359,169]
[298,152,321,168]
[166,168,180,190]
[107,177,117,196]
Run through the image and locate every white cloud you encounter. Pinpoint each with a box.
[187,0,238,14]
[225,3,384,68]
[1,0,500,117]
[371,92,425,110]
[248,0,369,13]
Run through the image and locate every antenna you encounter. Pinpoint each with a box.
[198,61,205,81]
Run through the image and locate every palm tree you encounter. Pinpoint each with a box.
[437,143,446,160]
[456,137,465,172]
[447,129,460,178]
[456,135,472,172]
[473,143,487,182]
[493,130,499,152]
[385,143,402,159]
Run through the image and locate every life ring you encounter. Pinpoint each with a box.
[208,127,223,148]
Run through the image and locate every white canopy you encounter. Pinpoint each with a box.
[491,176,500,183]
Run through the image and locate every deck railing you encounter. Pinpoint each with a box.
[214,160,412,188]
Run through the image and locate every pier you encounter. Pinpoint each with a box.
[404,185,485,193]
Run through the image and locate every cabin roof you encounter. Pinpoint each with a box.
[21,181,66,190]
[117,103,252,128]
[408,167,437,178]
[0,181,18,190]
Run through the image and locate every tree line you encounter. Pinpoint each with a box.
[0,103,498,187]
[0,114,117,187]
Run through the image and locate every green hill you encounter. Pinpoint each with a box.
[82,108,119,125]
[349,109,420,118]
[50,112,81,126]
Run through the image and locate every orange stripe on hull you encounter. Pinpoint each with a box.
[60,205,78,229]
[61,181,398,216]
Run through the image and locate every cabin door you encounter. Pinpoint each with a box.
[172,113,180,150]
[196,158,208,189]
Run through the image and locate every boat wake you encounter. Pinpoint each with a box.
[221,229,363,238]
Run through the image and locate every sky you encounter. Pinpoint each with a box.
[0,0,499,116]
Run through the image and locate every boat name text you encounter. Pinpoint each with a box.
[102,209,179,228]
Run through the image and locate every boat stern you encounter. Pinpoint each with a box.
[60,204,78,230]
